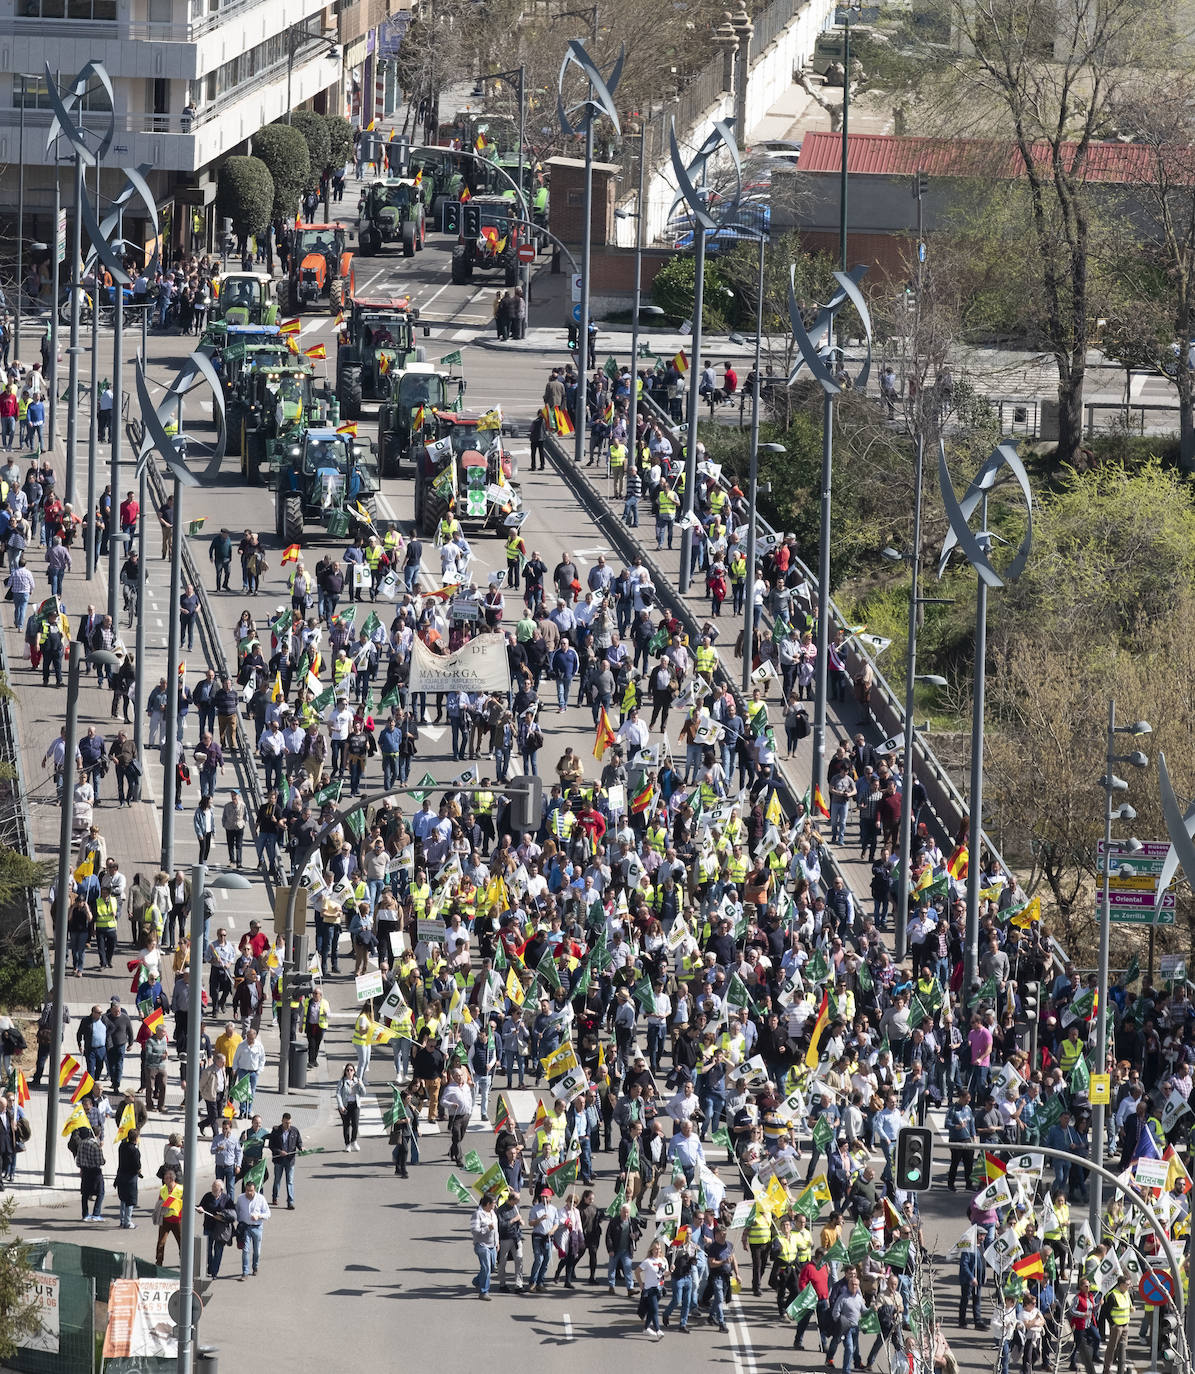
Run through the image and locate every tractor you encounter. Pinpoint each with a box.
[204,325,292,444]
[377,364,466,480]
[407,149,471,230]
[414,410,522,538]
[285,223,355,314]
[449,197,523,286]
[335,295,428,420]
[357,178,427,258]
[238,365,339,485]
[212,271,278,327]
[272,427,381,545]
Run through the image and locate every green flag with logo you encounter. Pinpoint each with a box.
[446,1172,473,1204]
[785,1285,818,1322]
[811,1116,834,1154]
[230,1074,253,1103]
[848,1219,872,1263]
[859,1307,882,1334]
[463,1149,485,1174]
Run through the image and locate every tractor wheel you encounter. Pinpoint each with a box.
[504,258,519,287]
[360,495,378,525]
[278,489,304,545]
[380,423,398,480]
[330,278,347,315]
[358,228,375,257]
[402,221,416,258]
[226,409,242,457]
[415,213,426,250]
[245,426,261,486]
[432,195,448,230]
[339,364,363,421]
[240,420,250,477]
[451,247,471,285]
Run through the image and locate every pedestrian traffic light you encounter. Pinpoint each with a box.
[567,323,579,351]
[1020,982,1039,1023]
[507,774,543,832]
[1159,1307,1181,1369]
[442,201,461,235]
[895,1126,933,1191]
[462,204,481,239]
[287,968,314,1000]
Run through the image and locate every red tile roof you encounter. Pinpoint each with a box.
[796,131,1165,184]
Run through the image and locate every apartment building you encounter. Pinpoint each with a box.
[0,0,410,260]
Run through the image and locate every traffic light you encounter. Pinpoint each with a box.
[286,968,314,1001]
[567,323,579,351]
[462,204,481,239]
[895,1126,933,1191]
[1160,1306,1181,1370]
[507,774,543,832]
[442,201,461,235]
[912,170,929,199]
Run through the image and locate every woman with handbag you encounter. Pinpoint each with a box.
[336,1063,367,1152]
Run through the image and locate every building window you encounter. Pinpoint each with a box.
[13,74,113,111]
[16,0,116,16]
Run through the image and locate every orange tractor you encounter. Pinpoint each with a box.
[285,222,355,314]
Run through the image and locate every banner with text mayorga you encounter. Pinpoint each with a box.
[408,635,511,695]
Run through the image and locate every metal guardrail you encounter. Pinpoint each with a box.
[0,619,49,980]
[634,386,1012,880]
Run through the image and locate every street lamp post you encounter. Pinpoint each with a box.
[937,442,1033,993]
[15,97,26,363]
[177,865,250,1374]
[43,646,119,1185]
[1090,701,1151,1234]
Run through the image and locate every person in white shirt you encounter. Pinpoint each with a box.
[234,1180,271,1279]
[440,1065,475,1166]
[527,1189,560,1292]
[230,1028,266,1119]
[471,1194,500,1299]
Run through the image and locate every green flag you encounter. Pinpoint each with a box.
[345,809,365,840]
[848,1219,872,1263]
[230,1074,254,1103]
[605,1186,627,1218]
[811,1116,834,1154]
[711,1124,731,1149]
[603,354,620,380]
[537,954,563,993]
[726,973,757,1015]
[880,1238,910,1270]
[494,942,508,972]
[361,611,382,639]
[315,778,342,806]
[823,1238,850,1263]
[548,1157,578,1196]
[439,349,463,366]
[412,771,437,803]
[336,604,357,629]
[380,684,401,712]
[278,775,291,808]
[463,1149,485,1175]
[383,1090,407,1129]
[631,974,655,1015]
[446,1172,473,1204]
[857,961,873,993]
[312,685,335,713]
[1036,1092,1064,1131]
[1069,1053,1090,1095]
[785,1285,818,1322]
[806,949,830,984]
[186,517,205,536]
[1124,952,1140,987]
[243,1158,267,1189]
[859,1307,882,1334]
[792,1188,821,1220]
[968,975,998,1009]
[571,954,591,1002]
[625,1141,641,1175]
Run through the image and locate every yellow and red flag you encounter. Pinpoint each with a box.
[414,404,426,428]
[414,169,423,188]
[1012,1253,1045,1282]
[947,843,969,880]
[16,1071,30,1107]
[460,187,472,203]
[304,343,327,360]
[553,406,575,436]
[279,317,302,336]
[630,779,654,815]
[422,583,462,602]
[366,119,376,132]
[475,132,488,152]
[286,336,300,355]
[337,422,359,437]
[805,989,830,1068]
[281,544,301,564]
[378,353,392,375]
[71,1072,96,1104]
[593,704,616,761]
[59,1054,81,1088]
[812,784,830,819]
[61,1103,89,1137]
[116,1103,137,1141]
[674,349,689,373]
[984,1150,1007,1181]
[143,1006,165,1035]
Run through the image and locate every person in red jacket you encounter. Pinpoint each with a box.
[0,387,17,451]
[577,800,606,851]
[793,1246,832,1351]
[723,361,738,399]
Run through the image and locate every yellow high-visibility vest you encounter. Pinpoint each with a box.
[94,896,118,930]
[1109,1290,1132,1325]
[159,1183,184,1220]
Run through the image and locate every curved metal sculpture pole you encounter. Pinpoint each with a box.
[937,439,1032,1016]
[556,41,623,469]
[136,349,226,877]
[1157,754,1195,916]
[666,116,741,592]
[787,262,873,803]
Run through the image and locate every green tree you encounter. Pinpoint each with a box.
[324,114,354,171]
[650,253,735,332]
[289,111,331,192]
[251,124,310,224]
[0,1197,41,1361]
[215,156,274,250]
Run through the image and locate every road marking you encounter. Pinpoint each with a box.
[728,1298,759,1374]
[154,618,163,627]
[562,1313,574,1342]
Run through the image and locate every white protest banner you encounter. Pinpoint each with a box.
[355,970,384,1002]
[730,1200,755,1230]
[1007,1152,1044,1179]
[551,1067,588,1100]
[1161,1087,1191,1136]
[607,784,626,815]
[1134,1156,1170,1190]
[408,634,511,694]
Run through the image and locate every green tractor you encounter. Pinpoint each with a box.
[414,410,523,538]
[494,159,549,248]
[357,178,428,257]
[272,427,381,545]
[377,364,466,480]
[408,149,471,231]
[238,366,339,485]
[335,295,427,420]
[205,325,292,452]
[213,271,278,326]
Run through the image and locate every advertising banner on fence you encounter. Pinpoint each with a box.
[408,635,511,695]
[102,1278,178,1359]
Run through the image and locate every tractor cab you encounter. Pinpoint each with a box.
[336,295,426,417]
[214,271,277,327]
[409,148,470,229]
[288,223,354,315]
[239,364,337,484]
[274,427,380,544]
[450,196,522,286]
[358,179,427,257]
[377,363,466,478]
[415,410,520,535]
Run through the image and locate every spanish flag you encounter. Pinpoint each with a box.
[475,132,488,152]
[630,779,654,814]
[16,1071,30,1107]
[414,169,423,188]
[281,544,301,564]
[594,704,616,761]
[553,405,575,436]
[985,1150,1008,1182]
[674,349,689,373]
[460,187,472,203]
[337,422,359,437]
[947,843,969,880]
[506,966,525,1006]
[304,343,327,360]
[812,784,830,819]
[1012,1252,1045,1282]
[602,400,614,424]
[71,1072,96,1103]
[294,212,301,230]
[1165,1145,1192,1194]
[286,336,300,355]
[142,1006,165,1035]
[59,1055,81,1088]
[366,119,376,132]
[378,353,392,375]
[805,988,830,1069]
[61,1103,89,1137]
[279,317,302,336]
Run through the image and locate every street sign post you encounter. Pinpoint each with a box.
[1098,840,1175,924]
[517,243,536,263]
[570,273,583,302]
[1140,1268,1174,1307]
